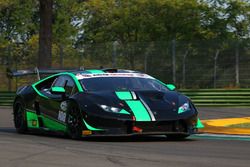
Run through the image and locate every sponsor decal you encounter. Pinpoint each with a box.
[60,101,67,112]
[32,120,37,126]
[76,73,154,80]
[82,130,92,136]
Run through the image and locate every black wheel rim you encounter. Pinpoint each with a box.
[67,105,82,137]
[14,103,24,128]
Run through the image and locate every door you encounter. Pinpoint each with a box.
[37,75,76,131]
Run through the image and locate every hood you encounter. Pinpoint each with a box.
[79,90,197,121]
[135,90,196,120]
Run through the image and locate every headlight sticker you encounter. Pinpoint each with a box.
[178,102,190,114]
[99,104,130,115]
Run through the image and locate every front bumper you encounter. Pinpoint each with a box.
[82,119,197,137]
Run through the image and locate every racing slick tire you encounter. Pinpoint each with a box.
[13,99,28,134]
[66,101,83,140]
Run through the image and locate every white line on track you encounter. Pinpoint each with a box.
[196,133,250,138]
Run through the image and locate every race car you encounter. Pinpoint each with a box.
[11,68,203,139]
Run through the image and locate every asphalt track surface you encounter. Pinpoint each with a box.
[1,107,250,167]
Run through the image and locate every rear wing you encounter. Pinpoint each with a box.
[6,67,84,80]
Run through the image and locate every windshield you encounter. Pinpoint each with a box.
[80,77,169,92]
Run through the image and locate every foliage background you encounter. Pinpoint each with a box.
[0,0,250,90]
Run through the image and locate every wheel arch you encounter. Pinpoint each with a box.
[13,95,28,133]
[67,98,84,118]
[65,97,85,139]
[13,95,25,110]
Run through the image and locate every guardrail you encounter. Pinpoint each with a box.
[0,91,15,106]
[0,89,250,107]
[181,89,250,107]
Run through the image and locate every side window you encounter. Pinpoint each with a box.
[53,76,67,87]
[65,78,75,96]
[71,86,77,95]
[52,75,77,96]
[36,76,58,91]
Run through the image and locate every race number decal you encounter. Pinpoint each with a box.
[58,110,66,122]
[60,101,67,112]
[58,101,67,122]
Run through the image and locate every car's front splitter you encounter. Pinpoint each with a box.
[81,120,197,137]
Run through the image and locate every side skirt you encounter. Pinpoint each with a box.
[25,109,68,134]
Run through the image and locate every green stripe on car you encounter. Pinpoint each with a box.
[83,119,103,131]
[26,110,66,131]
[126,100,151,121]
[115,91,133,100]
[41,114,67,131]
[86,70,105,74]
[26,111,39,128]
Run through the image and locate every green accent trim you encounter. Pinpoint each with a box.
[68,72,84,92]
[126,100,151,121]
[115,91,133,100]
[196,118,204,129]
[157,80,176,91]
[119,109,130,115]
[51,87,65,93]
[83,119,103,131]
[40,114,66,131]
[86,70,105,74]
[32,85,49,99]
[32,72,83,99]
[166,84,176,91]
[26,111,39,128]
[33,74,59,87]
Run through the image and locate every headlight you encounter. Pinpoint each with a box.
[178,102,190,114]
[99,105,121,113]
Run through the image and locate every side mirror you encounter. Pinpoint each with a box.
[51,87,66,94]
[166,84,176,91]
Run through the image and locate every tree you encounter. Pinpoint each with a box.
[80,0,211,69]
[38,0,53,68]
[52,0,81,67]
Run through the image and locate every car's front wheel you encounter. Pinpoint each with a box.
[13,100,27,133]
[66,102,83,139]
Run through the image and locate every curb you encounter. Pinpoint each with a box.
[200,117,250,135]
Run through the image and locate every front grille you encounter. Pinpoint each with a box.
[134,121,176,132]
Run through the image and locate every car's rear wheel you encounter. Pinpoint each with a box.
[13,100,27,133]
[66,102,83,139]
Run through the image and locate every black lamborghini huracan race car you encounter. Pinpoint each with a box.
[11,69,203,139]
